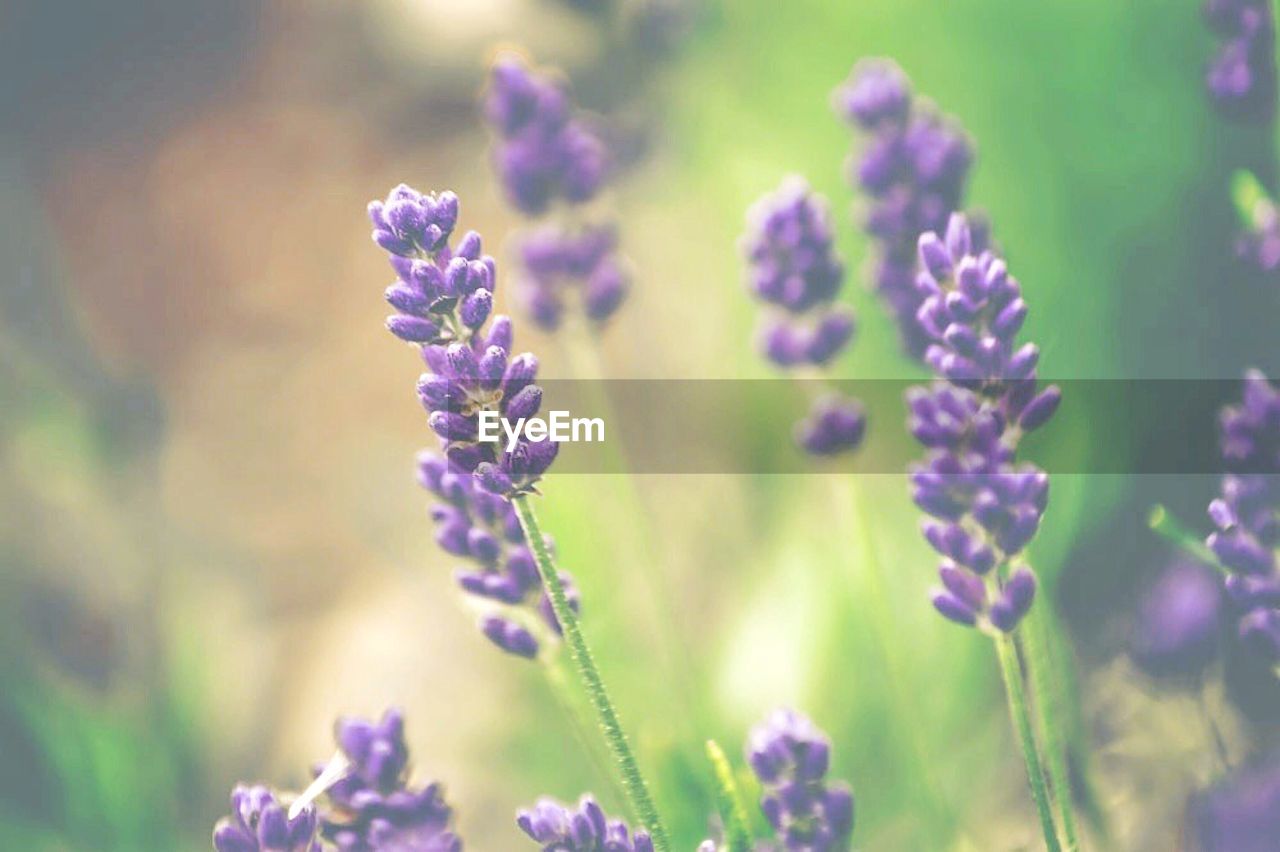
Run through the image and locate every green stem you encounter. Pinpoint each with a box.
[1022,608,1080,851]
[1147,504,1219,568]
[705,740,753,852]
[512,494,670,851]
[994,632,1062,852]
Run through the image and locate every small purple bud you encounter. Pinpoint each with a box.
[504,385,544,421]
[429,411,478,441]
[460,289,494,329]
[1018,385,1061,432]
[386,315,440,343]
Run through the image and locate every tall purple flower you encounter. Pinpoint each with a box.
[320,709,462,852]
[1204,0,1276,122]
[483,55,630,329]
[213,787,321,852]
[910,214,1061,633]
[742,177,865,456]
[516,794,654,851]
[745,709,855,851]
[834,59,974,357]
[370,184,575,657]
[1206,369,1280,661]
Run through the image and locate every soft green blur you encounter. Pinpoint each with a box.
[1,1,1274,850]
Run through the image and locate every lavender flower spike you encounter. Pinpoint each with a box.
[516,794,654,852]
[908,213,1060,634]
[746,709,855,851]
[834,59,974,357]
[213,786,321,852]
[1206,369,1280,662]
[483,55,630,329]
[743,177,865,455]
[370,184,579,658]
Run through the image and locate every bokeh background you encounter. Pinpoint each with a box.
[3,1,1280,849]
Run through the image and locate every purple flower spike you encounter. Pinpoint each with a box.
[516,794,654,851]
[746,709,855,851]
[1203,0,1276,122]
[213,786,321,852]
[483,55,632,329]
[1205,369,1280,662]
[835,59,974,357]
[369,186,572,658]
[907,213,1056,632]
[484,56,608,214]
[743,178,865,456]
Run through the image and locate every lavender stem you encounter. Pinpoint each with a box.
[995,632,1062,852]
[1147,504,1221,568]
[511,493,671,852]
[1021,606,1080,850]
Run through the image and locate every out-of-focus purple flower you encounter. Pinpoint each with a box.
[834,59,973,357]
[320,709,462,852]
[743,177,865,456]
[909,214,1060,634]
[484,56,608,215]
[483,55,632,330]
[1206,369,1280,662]
[213,786,321,852]
[795,395,867,456]
[1189,756,1280,851]
[1203,0,1276,122]
[516,794,654,851]
[418,451,580,659]
[1235,196,1280,272]
[517,224,630,330]
[746,709,855,851]
[1130,559,1224,680]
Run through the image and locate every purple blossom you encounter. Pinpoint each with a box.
[1130,559,1224,680]
[834,59,974,357]
[909,214,1060,634]
[1206,369,1280,661]
[743,177,865,456]
[483,55,631,329]
[369,184,557,498]
[1235,197,1280,272]
[1189,755,1280,851]
[213,786,321,852]
[214,709,461,852]
[746,709,855,851]
[418,451,580,659]
[516,794,654,851]
[1204,0,1276,122]
[320,709,462,852]
[484,56,608,215]
[517,224,630,330]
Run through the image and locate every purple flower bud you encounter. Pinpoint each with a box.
[989,568,1037,632]
[504,385,544,421]
[1018,385,1061,432]
[429,411,478,442]
[460,289,494,329]
[386,315,440,343]
[931,590,978,626]
[481,615,539,659]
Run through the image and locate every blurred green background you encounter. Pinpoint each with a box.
[2,1,1279,849]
